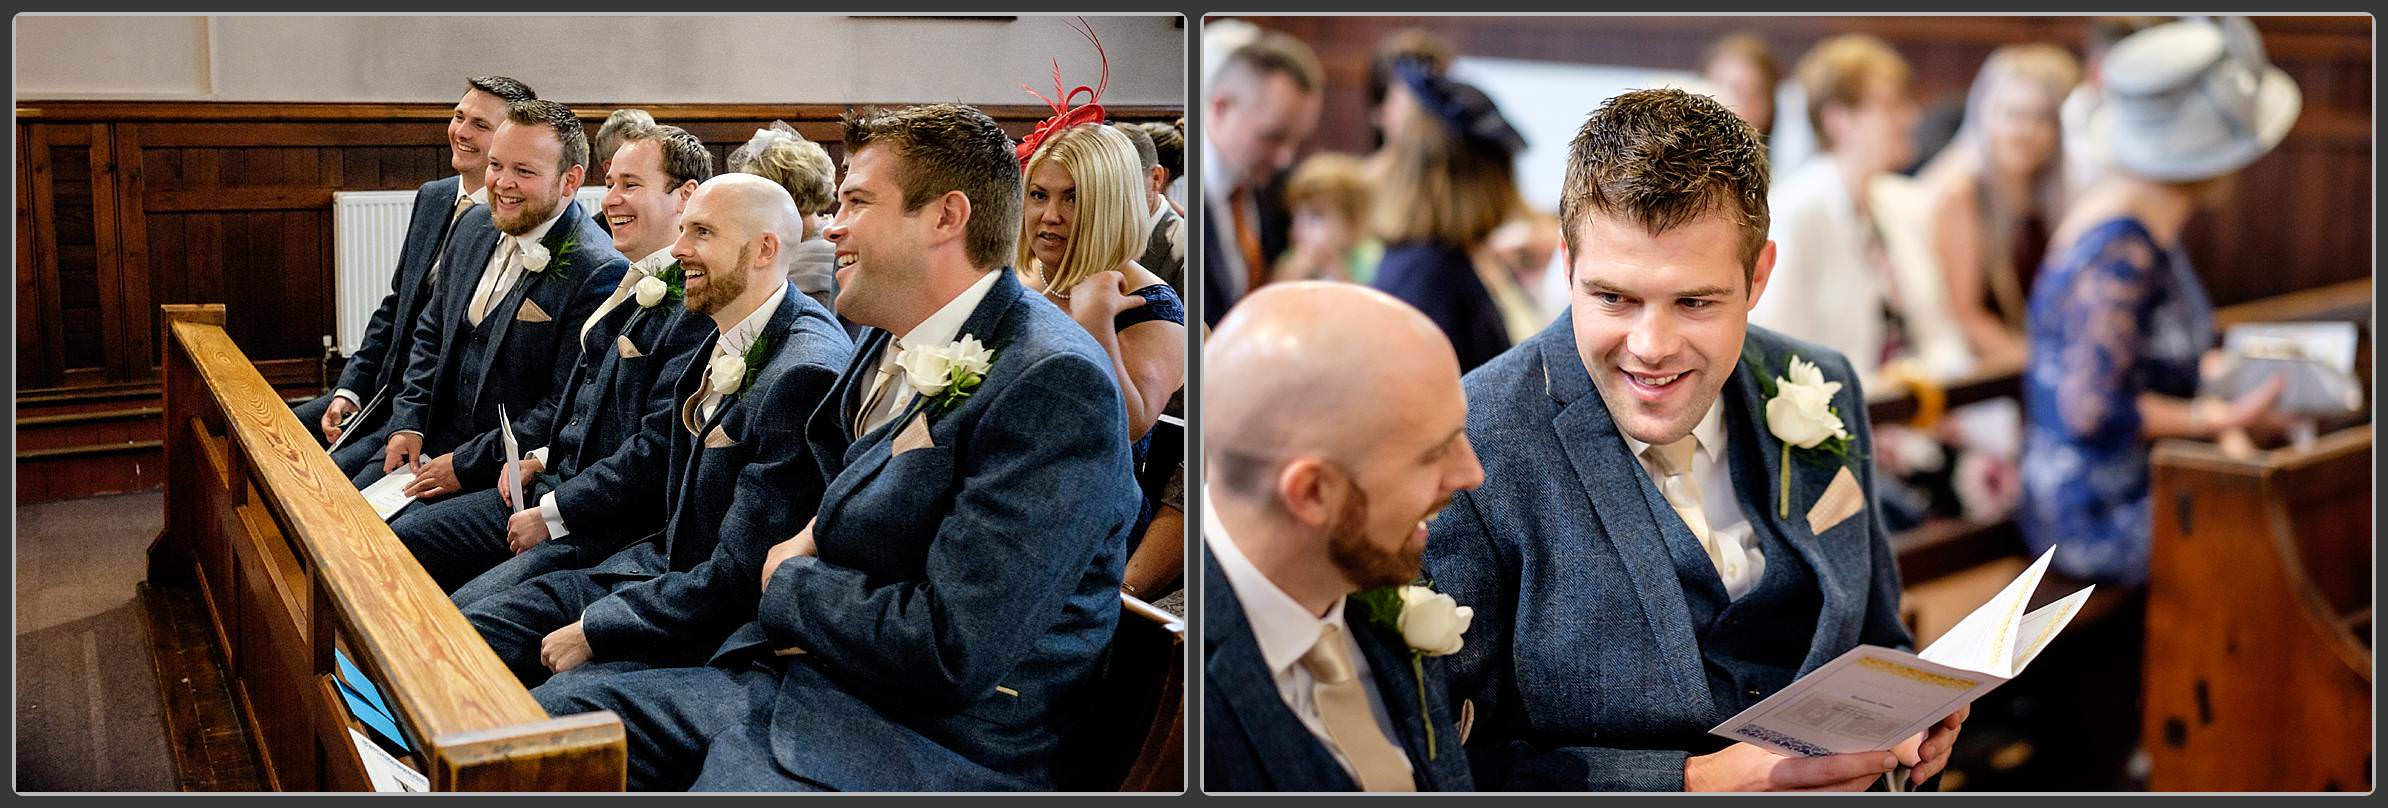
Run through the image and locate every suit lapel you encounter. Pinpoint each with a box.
[813,327,891,480]
[1201,550,1359,792]
[823,269,1026,507]
[1722,344,1853,673]
[1350,608,1459,791]
[1537,316,1714,717]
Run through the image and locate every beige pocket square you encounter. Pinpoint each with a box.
[702,426,740,450]
[890,412,934,457]
[615,334,645,359]
[1457,698,1476,745]
[1806,466,1866,534]
[515,298,553,323]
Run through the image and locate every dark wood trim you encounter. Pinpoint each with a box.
[116,124,158,379]
[17,439,164,460]
[87,123,132,382]
[18,357,322,405]
[146,187,334,213]
[16,405,163,427]
[26,100,1185,125]
[22,123,64,386]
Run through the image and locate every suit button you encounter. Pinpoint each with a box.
[1746,688,1763,699]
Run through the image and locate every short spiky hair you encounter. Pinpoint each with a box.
[504,98,591,175]
[618,123,716,189]
[1560,88,1771,279]
[1142,120,1184,180]
[467,75,537,104]
[841,103,1021,270]
[1113,122,1159,172]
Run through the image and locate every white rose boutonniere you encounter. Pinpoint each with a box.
[895,334,996,414]
[708,353,747,396]
[633,275,670,308]
[1356,583,1472,759]
[1750,350,1855,518]
[518,239,553,273]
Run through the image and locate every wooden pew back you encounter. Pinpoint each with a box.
[148,305,625,791]
[1054,593,1187,791]
[2144,424,2372,792]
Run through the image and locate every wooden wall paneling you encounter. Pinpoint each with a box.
[86,123,135,382]
[21,123,65,387]
[116,124,160,379]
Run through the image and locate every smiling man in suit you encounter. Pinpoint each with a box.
[531,103,1140,792]
[461,173,852,698]
[393,121,719,597]
[1423,88,1966,792]
[301,75,536,477]
[359,100,628,524]
[1201,281,1484,792]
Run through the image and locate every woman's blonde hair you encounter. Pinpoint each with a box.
[1019,123,1145,294]
[728,121,837,218]
[1372,95,1521,247]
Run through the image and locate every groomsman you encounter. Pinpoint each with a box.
[535,104,1141,792]
[1201,282,1482,792]
[1425,89,1967,792]
[458,172,851,687]
[361,100,629,509]
[299,75,536,477]
[392,122,718,594]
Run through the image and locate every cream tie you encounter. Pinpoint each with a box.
[852,345,905,435]
[1646,438,1727,573]
[469,237,522,325]
[425,196,476,285]
[1299,625,1416,792]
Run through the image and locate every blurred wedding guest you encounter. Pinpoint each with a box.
[1021,123,1188,447]
[1755,34,1969,384]
[1203,29,1324,325]
[1275,152,1382,285]
[1365,27,1455,156]
[1114,122,1187,293]
[300,75,535,476]
[591,108,657,233]
[1370,59,1527,372]
[2022,17,2305,586]
[1916,44,2080,370]
[1428,88,1960,791]
[728,121,841,315]
[1700,32,1781,143]
[2060,17,2170,201]
[1203,281,1482,792]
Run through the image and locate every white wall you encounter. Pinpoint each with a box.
[14,14,1185,106]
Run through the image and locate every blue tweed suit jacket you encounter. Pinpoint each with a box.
[337,175,464,412]
[1201,548,1475,792]
[529,291,714,548]
[570,284,852,664]
[385,200,629,487]
[1424,314,1911,791]
[723,267,1140,790]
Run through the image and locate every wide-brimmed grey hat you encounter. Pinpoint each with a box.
[2081,16,2302,182]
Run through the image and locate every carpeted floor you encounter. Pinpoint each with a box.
[14,490,178,792]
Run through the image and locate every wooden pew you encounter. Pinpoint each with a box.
[1055,593,1187,791]
[145,305,625,791]
[2144,424,2371,791]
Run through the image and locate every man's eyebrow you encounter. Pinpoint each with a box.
[1675,284,1734,298]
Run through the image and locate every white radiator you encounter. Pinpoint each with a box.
[331,186,611,356]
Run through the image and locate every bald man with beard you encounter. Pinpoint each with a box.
[1202,282,1484,792]
[459,173,852,703]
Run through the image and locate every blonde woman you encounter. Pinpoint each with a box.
[727,121,840,313]
[1917,44,2080,369]
[1020,123,1187,444]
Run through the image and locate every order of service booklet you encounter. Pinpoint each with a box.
[1710,547,2093,757]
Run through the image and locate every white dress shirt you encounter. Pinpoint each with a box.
[700,282,789,424]
[468,204,568,326]
[855,270,1002,435]
[333,181,488,408]
[1204,487,1412,786]
[528,246,678,537]
[1618,398,1765,600]
[579,246,676,345]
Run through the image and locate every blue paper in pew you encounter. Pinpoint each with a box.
[334,650,411,753]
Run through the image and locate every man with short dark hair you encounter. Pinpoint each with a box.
[1425,88,1964,791]
[588,108,657,234]
[533,103,1140,792]
[360,100,629,540]
[299,76,537,476]
[1114,121,1185,292]
[1202,30,1322,326]
[395,121,721,597]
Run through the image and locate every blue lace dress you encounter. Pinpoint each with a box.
[1115,282,1187,554]
[2019,218,2214,586]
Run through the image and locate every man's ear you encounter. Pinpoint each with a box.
[933,189,974,246]
[1275,457,1336,529]
[754,229,783,271]
[672,179,698,212]
[1746,239,1778,309]
[561,164,586,195]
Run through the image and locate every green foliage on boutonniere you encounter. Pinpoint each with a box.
[740,329,771,394]
[1351,579,1471,760]
[1743,344,1857,517]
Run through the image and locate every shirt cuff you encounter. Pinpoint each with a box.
[529,445,549,465]
[538,491,571,539]
[333,389,362,408]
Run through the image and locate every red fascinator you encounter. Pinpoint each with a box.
[1017,17,1110,167]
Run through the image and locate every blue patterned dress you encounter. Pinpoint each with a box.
[2019,218,2215,586]
[1116,282,1186,554]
